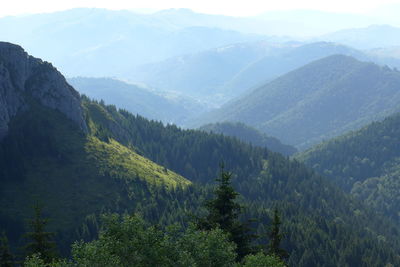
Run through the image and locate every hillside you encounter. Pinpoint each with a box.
[2,42,400,266]
[199,122,297,156]
[299,112,400,223]
[0,43,191,253]
[195,55,400,149]
[129,42,370,104]
[76,99,400,266]
[68,77,207,125]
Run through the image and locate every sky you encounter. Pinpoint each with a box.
[2,0,400,18]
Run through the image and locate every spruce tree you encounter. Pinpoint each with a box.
[198,165,254,260]
[0,232,13,267]
[24,202,56,263]
[267,208,288,260]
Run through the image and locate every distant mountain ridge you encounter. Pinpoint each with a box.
[194,55,400,149]
[0,8,268,78]
[130,42,373,105]
[68,77,208,125]
[320,24,400,49]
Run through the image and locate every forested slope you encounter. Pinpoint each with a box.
[300,112,400,223]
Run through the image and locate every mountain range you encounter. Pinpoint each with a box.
[2,42,400,266]
[194,55,400,149]
[320,24,400,49]
[130,41,400,106]
[0,8,267,78]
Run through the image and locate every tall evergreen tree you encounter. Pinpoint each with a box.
[197,165,254,260]
[267,208,288,260]
[0,232,13,267]
[24,202,56,263]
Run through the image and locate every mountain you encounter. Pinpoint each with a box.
[320,25,400,49]
[199,122,297,156]
[194,55,400,149]
[0,8,267,78]
[2,43,400,266]
[0,42,191,252]
[130,42,371,105]
[220,42,369,99]
[299,112,400,223]
[67,77,208,125]
[256,9,383,37]
[128,41,279,103]
[0,42,87,139]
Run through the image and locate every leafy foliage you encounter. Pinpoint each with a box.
[72,214,237,267]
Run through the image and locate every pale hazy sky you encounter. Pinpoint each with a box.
[2,0,400,17]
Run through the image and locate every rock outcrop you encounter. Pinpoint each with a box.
[0,42,87,139]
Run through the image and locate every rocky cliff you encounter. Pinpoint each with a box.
[0,42,87,139]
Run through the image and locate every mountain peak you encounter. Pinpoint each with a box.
[0,42,87,139]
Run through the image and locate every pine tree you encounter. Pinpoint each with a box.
[197,165,254,260]
[0,232,13,267]
[24,202,56,263]
[267,208,288,260]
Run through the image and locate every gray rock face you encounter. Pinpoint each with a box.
[0,42,87,139]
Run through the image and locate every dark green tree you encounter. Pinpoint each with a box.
[198,165,254,260]
[24,202,56,263]
[267,208,288,260]
[0,232,13,267]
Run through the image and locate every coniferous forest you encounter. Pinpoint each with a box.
[2,5,400,267]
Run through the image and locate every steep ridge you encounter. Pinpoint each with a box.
[195,55,400,149]
[0,42,87,139]
[0,43,190,252]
